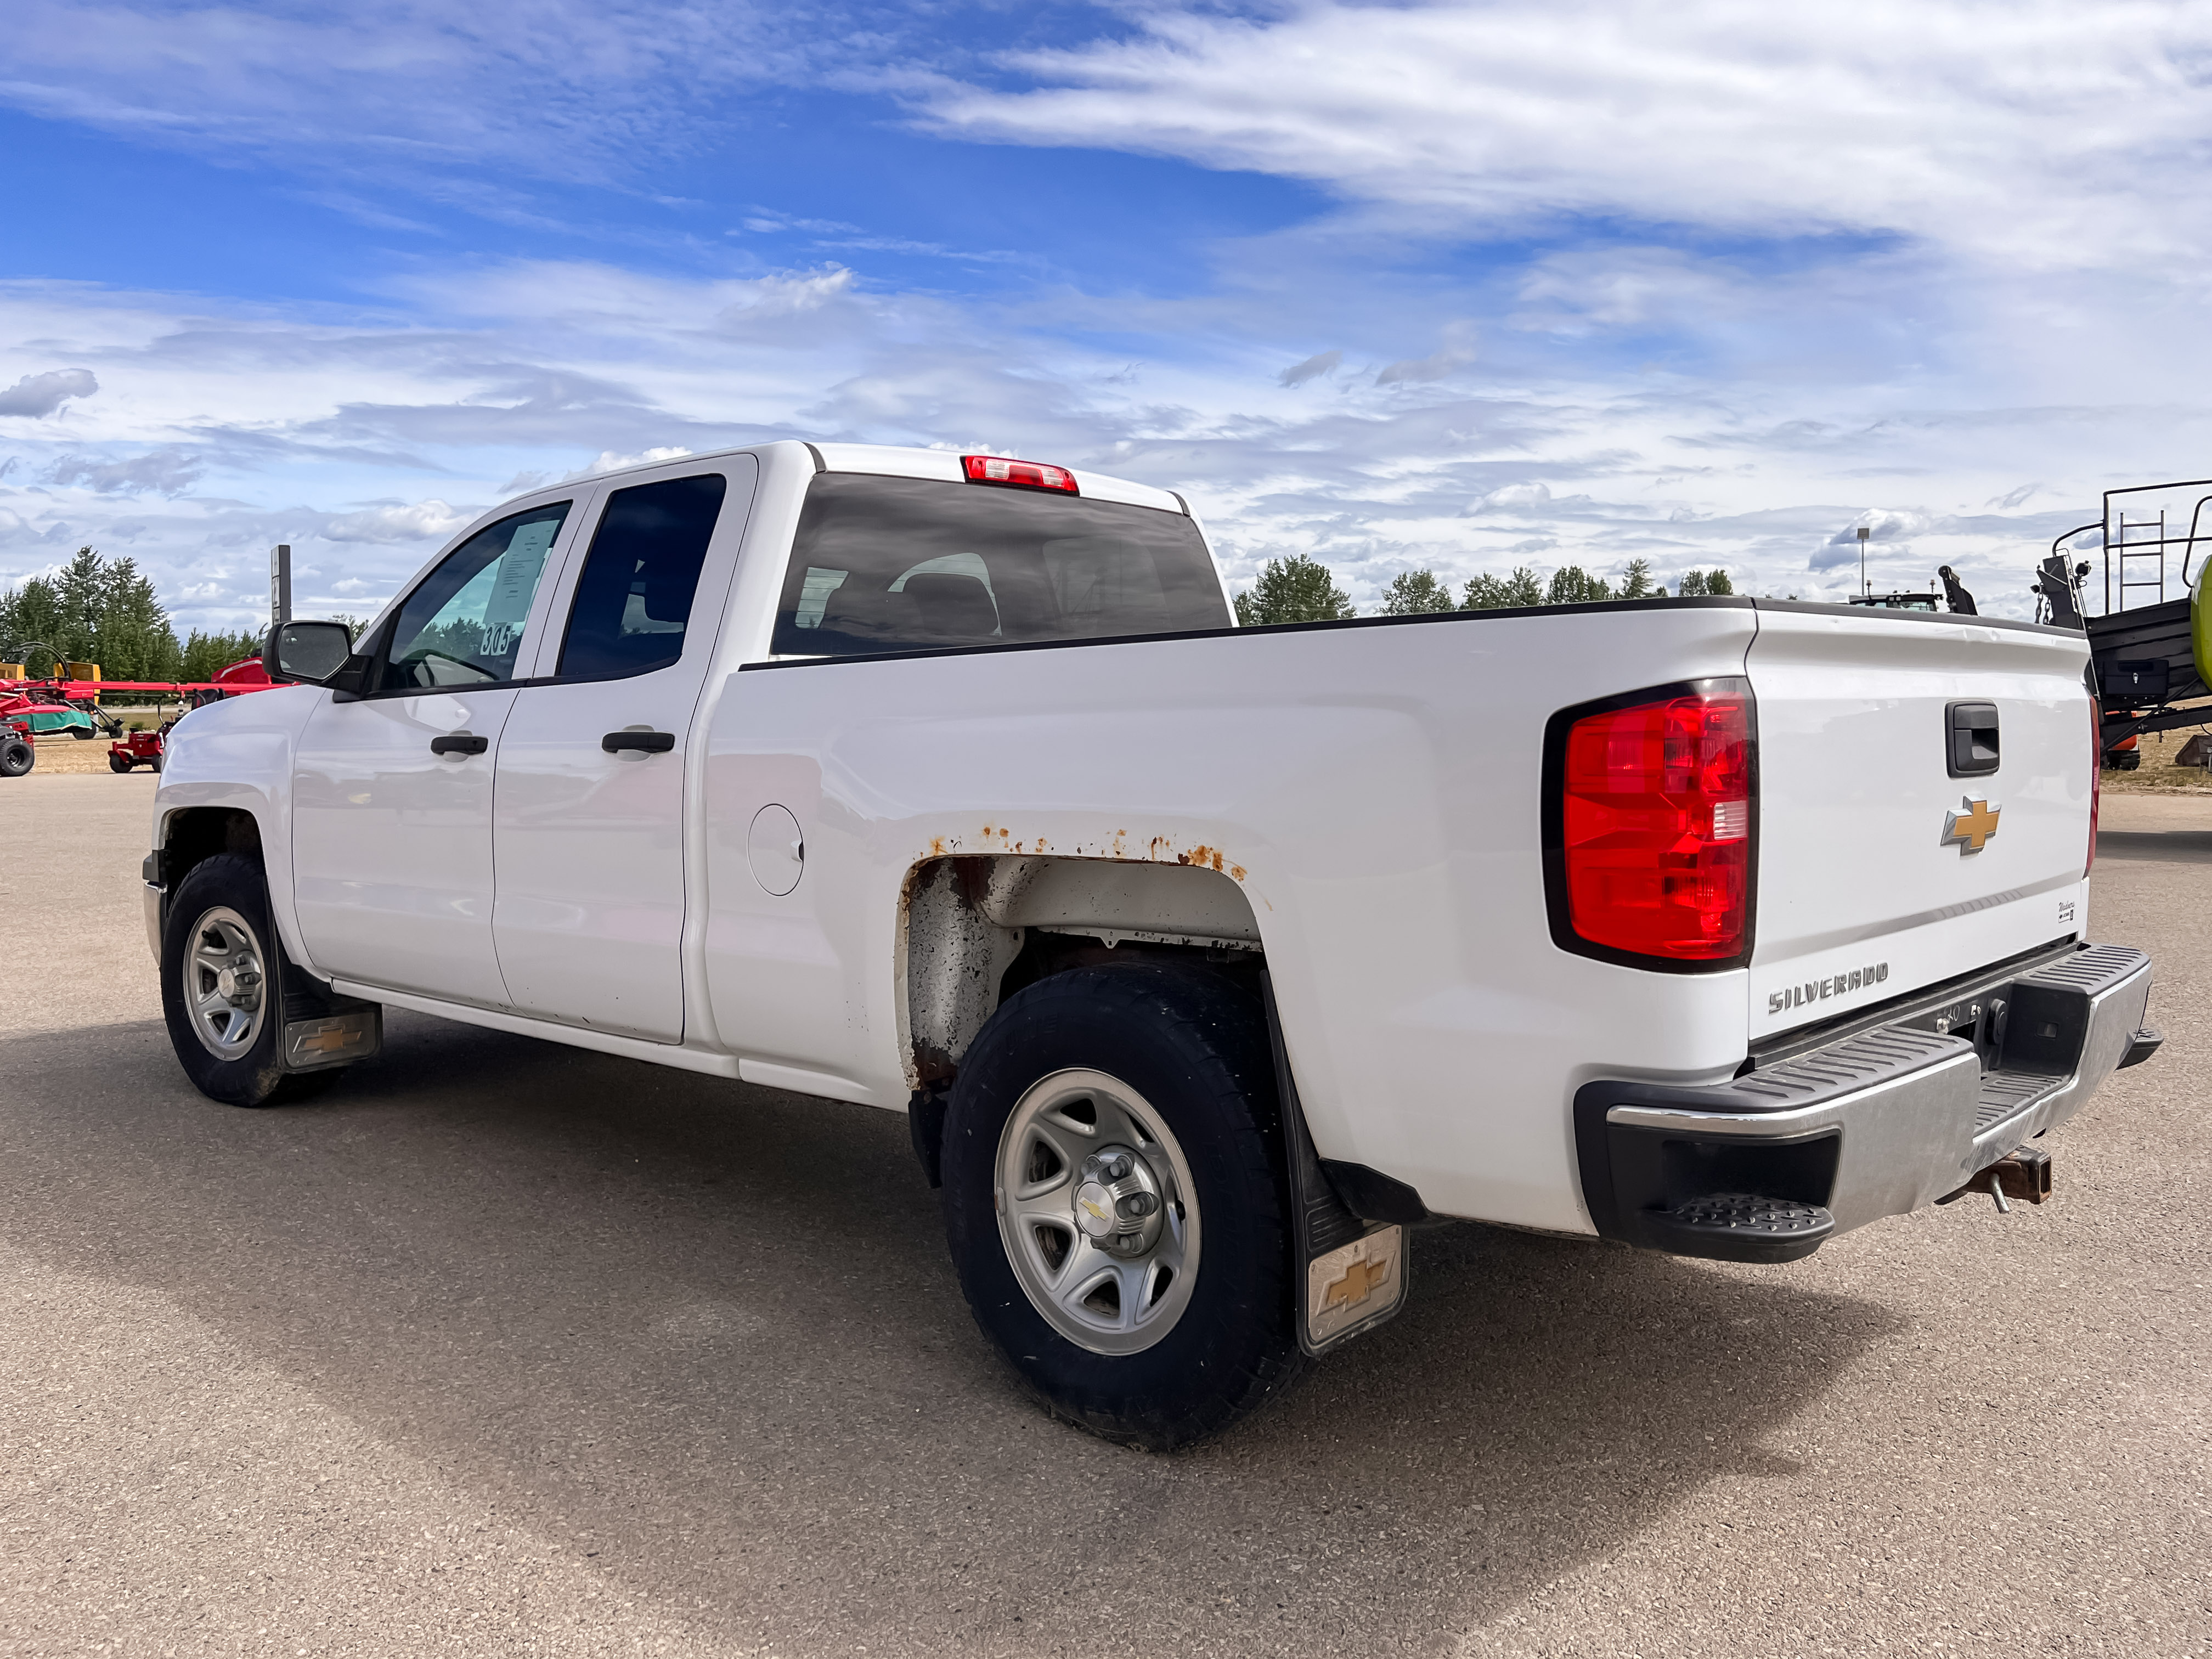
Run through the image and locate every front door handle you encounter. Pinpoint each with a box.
[430,732,489,757]
[601,730,676,754]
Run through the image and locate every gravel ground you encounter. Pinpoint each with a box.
[0,775,2204,1657]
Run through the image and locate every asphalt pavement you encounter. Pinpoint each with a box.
[2,772,2205,1657]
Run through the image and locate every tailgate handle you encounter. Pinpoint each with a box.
[1948,702,1999,776]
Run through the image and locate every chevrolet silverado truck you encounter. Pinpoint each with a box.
[144,441,2163,1448]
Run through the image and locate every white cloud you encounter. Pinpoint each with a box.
[0,368,98,417]
[320,499,477,544]
[1479,483,1554,511]
[1376,328,1477,386]
[0,253,2200,633]
[928,2,2212,270]
[1278,349,1341,388]
[578,446,693,477]
[0,0,798,187]
[47,444,204,495]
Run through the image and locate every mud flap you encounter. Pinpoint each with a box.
[278,952,381,1073]
[1260,974,1409,1356]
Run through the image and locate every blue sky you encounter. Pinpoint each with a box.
[4,0,2211,629]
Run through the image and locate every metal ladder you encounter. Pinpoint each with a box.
[2111,511,2170,612]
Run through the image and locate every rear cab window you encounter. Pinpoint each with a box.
[557,473,727,679]
[770,473,1229,658]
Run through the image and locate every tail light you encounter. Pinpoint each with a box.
[1545,681,1754,967]
[962,454,1079,494]
[2086,689,2101,878]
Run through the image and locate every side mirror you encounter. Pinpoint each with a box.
[263,620,354,686]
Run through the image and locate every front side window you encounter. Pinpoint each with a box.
[377,502,569,691]
[556,473,729,679]
[770,474,1229,658]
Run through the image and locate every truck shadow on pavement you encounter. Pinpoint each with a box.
[2091,827,2212,864]
[3,1010,1903,1656]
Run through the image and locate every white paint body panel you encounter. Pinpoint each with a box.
[149,439,2102,1240]
[490,455,759,1043]
[292,686,519,1007]
[1746,607,2093,1039]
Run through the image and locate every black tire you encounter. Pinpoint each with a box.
[941,964,1303,1451]
[0,737,32,777]
[148,754,163,774]
[109,753,132,772]
[161,852,342,1107]
[70,724,94,739]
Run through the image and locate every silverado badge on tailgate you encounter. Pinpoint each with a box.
[1942,796,2001,854]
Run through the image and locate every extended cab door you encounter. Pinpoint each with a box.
[292,495,585,1006]
[490,456,757,1042]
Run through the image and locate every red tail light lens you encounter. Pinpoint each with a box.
[1558,689,1753,962]
[2086,693,2101,878]
[962,454,1079,494]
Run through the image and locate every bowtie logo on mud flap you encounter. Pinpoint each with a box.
[1941,796,2001,855]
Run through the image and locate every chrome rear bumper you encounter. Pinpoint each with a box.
[1575,943,2154,1261]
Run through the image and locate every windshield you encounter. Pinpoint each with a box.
[771,473,1228,658]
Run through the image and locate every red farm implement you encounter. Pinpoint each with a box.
[0,656,278,778]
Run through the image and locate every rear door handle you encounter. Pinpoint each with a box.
[601,730,676,754]
[430,732,489,756]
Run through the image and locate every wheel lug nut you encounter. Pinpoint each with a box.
[1117,1192,1158,1218]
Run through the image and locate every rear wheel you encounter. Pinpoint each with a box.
[70,724,94,739]
[0,738,32,777]
[940,964,1302,1450]
[161,853,341,1107]
[108,753,132,772]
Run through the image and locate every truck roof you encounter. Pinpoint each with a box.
[572,439,1190,518]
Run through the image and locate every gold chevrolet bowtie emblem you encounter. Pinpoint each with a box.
[1322,1254,1392,1311]
[1942,796,2001,854]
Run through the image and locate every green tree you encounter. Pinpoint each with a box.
[181,629,267,681]
[1677,569,1709,597]
[94,556,183,680]
[1379,570,1457,615]
[1,546,185,681]
[1616,558,1655,600]
[1545,566,1612,605]
[1706,568,1734,595]
[1462,567,1545,610]
[1233,555,1356,625]
[0,575,67,668]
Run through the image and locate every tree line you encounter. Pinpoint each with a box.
[1232,554,1734,626]
[0,546,326,689]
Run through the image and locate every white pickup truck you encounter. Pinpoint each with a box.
[145,440,2162,1448]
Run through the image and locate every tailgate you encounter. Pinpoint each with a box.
[1747,605,2093,1041]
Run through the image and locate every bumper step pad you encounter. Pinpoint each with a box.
[1576,942,2153,1262]
[1657,1192,1836,1251]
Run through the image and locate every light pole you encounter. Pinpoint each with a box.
[1857,525,1870,597]
[270,544,292,632]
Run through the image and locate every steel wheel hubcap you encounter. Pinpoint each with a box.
[995,1068,1199,1356]
[182,905,267,1060]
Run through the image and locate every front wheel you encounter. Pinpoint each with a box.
[160,853,340,1107]
[0,738,32,777]
[940,964,1302,1450]
[108,753,133,772]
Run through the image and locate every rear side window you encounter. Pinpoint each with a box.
[770,474,1228,658]
[557,473,729,679]
[378,501,569,691]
